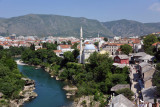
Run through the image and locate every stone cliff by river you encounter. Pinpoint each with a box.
[10,78,37,107]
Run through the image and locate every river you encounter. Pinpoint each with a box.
[17,64,73,107]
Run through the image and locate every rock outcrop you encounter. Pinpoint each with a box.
[63,85,78,99]
[9,78,37,107]
[73,96,100,107]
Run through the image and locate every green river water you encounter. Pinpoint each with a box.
[17,64,73,107]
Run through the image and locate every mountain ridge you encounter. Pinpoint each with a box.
[0,14,159,37]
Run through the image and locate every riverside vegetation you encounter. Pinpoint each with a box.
[0,47,37,106]
[20,42,132,107]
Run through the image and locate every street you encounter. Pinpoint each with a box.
[130,64,141,98]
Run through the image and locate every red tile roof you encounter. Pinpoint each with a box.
[53,50,62,53]
[152,42,160,46]
[59,45,71,49]
[130,38,140,44]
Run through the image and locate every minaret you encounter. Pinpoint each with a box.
[79,27,83,63]
[98,33,100,51]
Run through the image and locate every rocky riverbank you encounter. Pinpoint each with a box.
[73,96,100,107]
[16,59,27,65]
[16,60,97,107]
[9,78,37,107]
[63,85,78,99]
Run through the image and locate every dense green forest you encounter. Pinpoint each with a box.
[21,43,131,105]
[0,48,25,105]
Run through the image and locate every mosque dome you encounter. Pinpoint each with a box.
[84,44,96,50]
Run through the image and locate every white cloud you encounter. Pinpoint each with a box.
[149,2,160,12]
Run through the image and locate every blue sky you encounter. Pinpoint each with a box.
[0,0,160,23]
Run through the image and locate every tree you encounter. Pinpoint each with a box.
[42,43,57,50]
[88,52,113,82]
[0,45,3,50]
[21,49,35,63]
[71,43,79,49]
[72,49,79,61]
[120,44,132,55]
[156,63,160,71]
[62,51,74,66]
[153,71,160,86]
[145,46,155,55]
[0,51,25,99]
[104,37,108,42]
[111,74,127,85]
[144,34,158,55]
[67,41,71,45]
[94,42,99,47]
[30,44,35,51]
[152,71,160,97]
[54,41,58,45]
[116,88,134,100]
[61,41,66,45]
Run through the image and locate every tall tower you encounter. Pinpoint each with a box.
[79,27,83,63]
[98,33,100,51]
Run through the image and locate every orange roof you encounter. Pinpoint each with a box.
[53,50,62,53]
[100,37,104,39]
[128,44,133,47]
[71,41,80,45]
[5,37,10,39]
[116,44,124,46]
[84,41,90,44]
[152,42,160,46]
[59,45,71,49]
[130,38,140,44]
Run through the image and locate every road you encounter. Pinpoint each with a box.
[129,64,141,98]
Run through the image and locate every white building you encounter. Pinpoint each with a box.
[133,44,142,53]
[82,44,97,63]
[78,27,97,64]
[114,36,121,41]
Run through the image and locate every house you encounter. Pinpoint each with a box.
[133,52,147,63]
[142,86,156,104]
[133,44,143,53]
[114,55,129,64]
[57,45,74,53]
[111,84,130,92]
[57,45,71,50]
[133,52,154,63]
[102,43,119,55]
[109,94,135,107]
[140,65,155,88]
[102,43,133,55]
[138,62,150,72]
[53,50,62,57]
[35,45,42,50]
[138,54,154,63]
